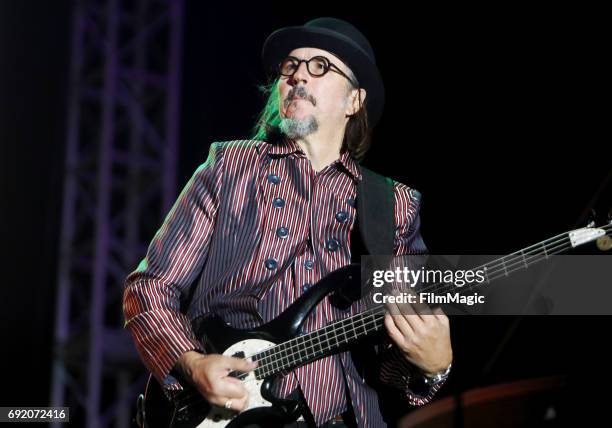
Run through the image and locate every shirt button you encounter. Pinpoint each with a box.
[276,226,289,239]
[335,211,349,223]
[268,174,280,185]
[304,260,314,270]
[302,283,312,292]
[347,198,356,208]
[273,197,285,208]
[326,238,340,252]
[264,258,278,270]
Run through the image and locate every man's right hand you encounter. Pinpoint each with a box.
[174,351,258,412]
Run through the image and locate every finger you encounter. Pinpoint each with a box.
[384,313,408,347]
[214,379,249,399]
[385,302,402,316]
[393,300,426,332]
[411,298,433,317]
[432,305,449,323]
[213,393,249,412]
[387,310,415,338]
[391,288,431,319]
[384,288,402,315]
[226,356,258,373]
[385,299,401,315]
[233,394,249,412]
[382,289,425,332]
[224,376,244,385]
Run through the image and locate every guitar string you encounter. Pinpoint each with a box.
[249,224,611,376]
[174,309,389,409]
[177,227,612,410]
[252,245,564,378]
[428,228,610,296]
[175,225,611,409]
[252,231,579,367]
[255,238,555,376]
[255,310,385,378]
[248,226,612,376]
[412,224,611,296]
[423,225,610,295]
[432,238,573,295]
[171,310,387,409]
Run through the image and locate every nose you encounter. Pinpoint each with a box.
[290,60,310,86]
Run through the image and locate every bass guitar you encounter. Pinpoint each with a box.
[137,222,611,428]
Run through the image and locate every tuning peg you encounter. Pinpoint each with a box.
[596,236,612,251]
[597,208,612,250]
[586,209,598,227]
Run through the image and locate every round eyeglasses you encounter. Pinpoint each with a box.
[279,56,358,87]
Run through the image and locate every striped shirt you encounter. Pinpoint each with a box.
[123,138,445,426]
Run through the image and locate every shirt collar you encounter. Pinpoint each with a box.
[337,149,362,182]
[267,137,303,156]
[261,138,363,182]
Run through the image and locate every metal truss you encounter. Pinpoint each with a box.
[50,1,184,426]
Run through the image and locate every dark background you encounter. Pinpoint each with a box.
[2,0,610,425]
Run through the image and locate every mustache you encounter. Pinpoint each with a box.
[284,86,317,109]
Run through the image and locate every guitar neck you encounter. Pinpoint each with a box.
[253,225,610,379]
[254,307,385,378]
[443,225,602,294]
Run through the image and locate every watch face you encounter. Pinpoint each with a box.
[424,376,444,386]
[424,364,451,385]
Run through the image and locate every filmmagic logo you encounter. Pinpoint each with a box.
[372,291,485,306]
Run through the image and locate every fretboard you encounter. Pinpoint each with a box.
[254,306,385,379]
[252,224,609,379]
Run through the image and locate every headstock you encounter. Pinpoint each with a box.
[589,209,612,251]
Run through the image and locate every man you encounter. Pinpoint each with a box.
[123,17,452,427]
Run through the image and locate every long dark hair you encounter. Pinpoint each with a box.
[252,78,372,162]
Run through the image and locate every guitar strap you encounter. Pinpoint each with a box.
[350,165,396,260]
[329,165,395,308]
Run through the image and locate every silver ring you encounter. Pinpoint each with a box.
[224,400,232,409]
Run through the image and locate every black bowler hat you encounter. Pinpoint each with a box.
[262,17,385,127]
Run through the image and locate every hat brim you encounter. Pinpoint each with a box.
[262,26,385,127]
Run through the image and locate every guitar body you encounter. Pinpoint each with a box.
[141,325,299,428]
[140,264,362,428]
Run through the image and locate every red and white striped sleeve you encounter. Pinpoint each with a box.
[377,182,448,405]
[123,142,225,388]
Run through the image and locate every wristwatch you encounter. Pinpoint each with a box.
[422,362,452,386]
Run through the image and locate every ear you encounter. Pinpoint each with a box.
[346,88,367,116]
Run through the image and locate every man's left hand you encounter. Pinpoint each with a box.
[384,298,452,376]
